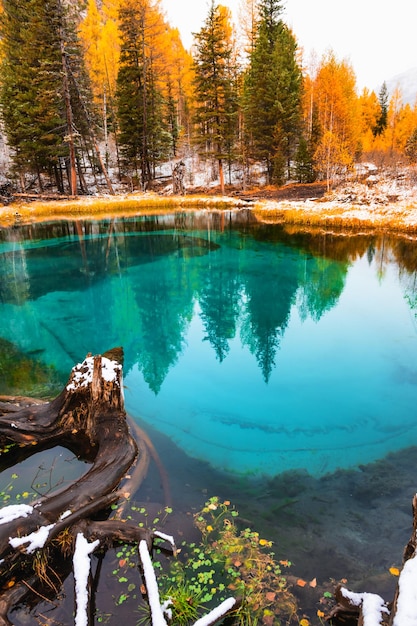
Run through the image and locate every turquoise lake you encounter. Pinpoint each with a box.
[1,210,416,477]
[1,209,417,598]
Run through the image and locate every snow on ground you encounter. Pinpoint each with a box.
[256,172,417,231]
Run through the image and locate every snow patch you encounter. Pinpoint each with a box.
[0,504,33,525]
[73,533,100,626]
[341,587,389,626]
[66,356,121,391]
[9,523,55,553]
[392,552,417,626]
[193,597,238,626]
[138,539,168,626]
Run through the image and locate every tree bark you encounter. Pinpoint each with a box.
[0,348,138,618]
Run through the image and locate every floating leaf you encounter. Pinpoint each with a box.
[309,577,317,588]
[317,610,325,618]
[299,619,310,626]
[259,539,270,546]
[265,591,276,601]
[296,579,307,587]
[116,594,128,605]
[389,567,400,576]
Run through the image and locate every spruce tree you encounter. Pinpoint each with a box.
[116,0,171,187]
[0,0,95,192]
[373,81,389,137]
[242,0,303,184]
[192,1,239,193]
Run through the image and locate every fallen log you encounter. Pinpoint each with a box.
[0,349,239,626]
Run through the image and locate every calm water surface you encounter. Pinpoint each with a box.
[1,209,417,615]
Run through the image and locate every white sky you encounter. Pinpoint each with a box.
[160,0,417,92]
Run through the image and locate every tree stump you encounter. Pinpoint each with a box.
[0,349,239,626]
[172,161,186,195]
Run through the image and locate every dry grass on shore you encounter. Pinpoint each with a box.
[2,185,417,236]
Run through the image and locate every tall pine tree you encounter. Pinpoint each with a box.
[242,0,303,184]
[0,0,95,192]
[192,1,239,194]
[116,0,171,187]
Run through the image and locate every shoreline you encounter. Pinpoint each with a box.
[1,190,417,235]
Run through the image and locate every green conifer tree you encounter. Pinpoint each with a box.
[115,0,171,188]
[242,0,303,184]
[0,0,95,192]
[192,1,239,193]
[373,81,389,137]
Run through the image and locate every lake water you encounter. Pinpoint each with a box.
[1,209,417,613]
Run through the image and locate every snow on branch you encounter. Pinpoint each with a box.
[73,533,100,626]
[392,551,417,626]
[138,536,239,626]
[0,503,33,525]
[339,587,389,626]
[193,597,239,626]
[9,523,55,554]
[139,539,169,626]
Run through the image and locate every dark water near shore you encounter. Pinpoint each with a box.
[1,209,417,622]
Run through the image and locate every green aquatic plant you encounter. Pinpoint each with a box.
[0,338,62,397]
[158,497,298,625]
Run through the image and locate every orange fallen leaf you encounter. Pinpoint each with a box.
[266,592,276,601]
[234,560,242,568]
[389,567,400,576]
[119,559,127,567]
[297,579,307,587]
[309,577,317,588]
[279,559,291,567]
[317,610,325,618]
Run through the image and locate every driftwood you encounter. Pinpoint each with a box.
[0,349,238,626]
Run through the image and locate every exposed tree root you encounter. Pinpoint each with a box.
[0,349,238,625]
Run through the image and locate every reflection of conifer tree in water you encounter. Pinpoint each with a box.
[198,264,241,362]
[0,242,30,306]
[394,240,417,316]
[131,252,195,394]
[296,257,348,323]
[239,248,300,382]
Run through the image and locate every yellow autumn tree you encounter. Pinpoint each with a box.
[78,0,121,165]
[384,88,417,158]
[310,51,361,188]
[79,0,194,163]
[358,88,380,153]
